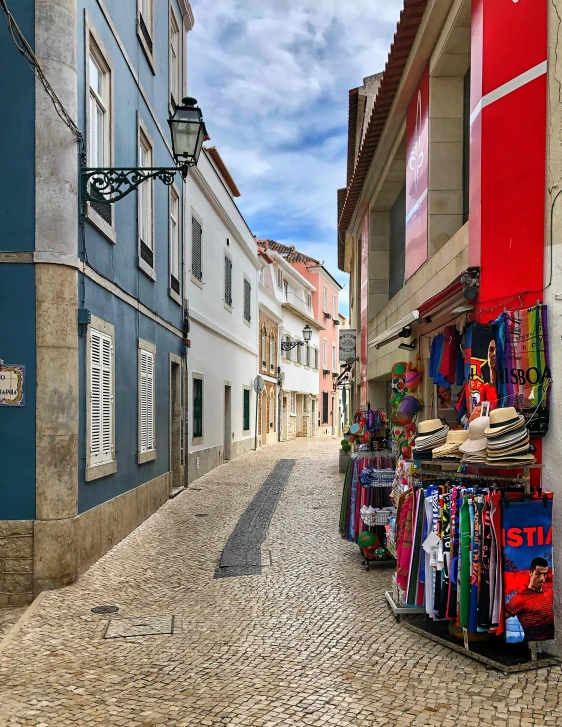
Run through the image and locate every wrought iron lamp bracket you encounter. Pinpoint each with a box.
[81,164,191,204]
[281,341,305,352]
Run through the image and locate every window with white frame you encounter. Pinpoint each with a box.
[314,347,319,370]
[225,254,233,307]
[306,344,310,367]
[277,268,283,289]
[296,340,302,364]
[333,294,337,319]
[88,44,110,169]
[89,326,113,466]
[290,392,296,415]
[138,0,154,55]
[169,7,181,107]
[323,339,327,369]
[139,344,155,458]
[323,287,328,312]
[261,328,267,370]
[191,215,203,282]
[269,335,275,372]
[138,129,154,268]
[169,187,180,295]
[306,293,312,308]
[284,334,291,361]
[332,343,337,372]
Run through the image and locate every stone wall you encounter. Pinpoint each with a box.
[0,521,34,606]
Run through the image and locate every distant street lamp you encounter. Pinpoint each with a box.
[81,97,207,203]
[281,324,313,351]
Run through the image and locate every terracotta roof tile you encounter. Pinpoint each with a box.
[205,146,241,197]
[256,239,320,265]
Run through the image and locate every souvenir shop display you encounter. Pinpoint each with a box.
[339,442,396,570]
[485,407,535,465]
[384,454,557,671]
[459,416,490,464]
[432,430,469,461]
[493,303,551,437]
[390,360,423,457]
[412,419,449,461]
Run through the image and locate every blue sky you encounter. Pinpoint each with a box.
[188,0,404,316]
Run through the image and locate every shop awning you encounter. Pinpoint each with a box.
[417,277,470,321]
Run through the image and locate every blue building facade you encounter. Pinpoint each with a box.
[0,0,193,603]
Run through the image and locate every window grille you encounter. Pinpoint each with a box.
[192,217,202,281]
[225,255,232,306]
[193,378,203,438]
[244,278,251,322]
[243,389,250,431]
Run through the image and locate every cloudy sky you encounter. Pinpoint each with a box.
[188,0,404,315]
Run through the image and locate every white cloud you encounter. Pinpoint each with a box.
[188,0,403,289]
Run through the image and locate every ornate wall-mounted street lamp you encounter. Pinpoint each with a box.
[281,325,312,351]
[81,97,206,203]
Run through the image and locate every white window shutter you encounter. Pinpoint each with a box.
[140,349,155,452]
[90,328,113,465]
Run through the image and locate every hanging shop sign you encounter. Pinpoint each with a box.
[339,329,357,364]
[405,64,429,281]
[0,364,25,406]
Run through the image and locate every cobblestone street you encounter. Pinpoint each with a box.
[1,438,561,726]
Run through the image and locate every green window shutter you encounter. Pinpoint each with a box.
[243,389,250,431]
[193,378,203,438]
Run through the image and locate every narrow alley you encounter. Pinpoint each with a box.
[1,438,561,727]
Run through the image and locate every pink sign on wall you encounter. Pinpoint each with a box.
[360,211,369,407]
[405,65,429,281]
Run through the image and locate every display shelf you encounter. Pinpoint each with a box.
[362,556,395,572]
[414,460,544,471]
[403,616,560,674]
[384,590,426,621]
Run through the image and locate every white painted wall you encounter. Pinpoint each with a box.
[185,150,259,464]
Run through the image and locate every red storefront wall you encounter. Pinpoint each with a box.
[469,0,547,318]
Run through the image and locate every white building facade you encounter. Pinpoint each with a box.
[185,149,259,481]
[275,255,323,440]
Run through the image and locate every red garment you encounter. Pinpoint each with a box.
[439,326,459,385]
[506,587,554,641]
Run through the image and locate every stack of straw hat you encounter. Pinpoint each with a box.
[459,416,490,464]
[412,419,449,461]
[432,430,470,460]
[484,407,535,465]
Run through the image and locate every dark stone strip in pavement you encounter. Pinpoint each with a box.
[214,458,296,579]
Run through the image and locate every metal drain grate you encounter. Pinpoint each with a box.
[91,605,119,614]
[104,615,175,639]
[194,513,208,517]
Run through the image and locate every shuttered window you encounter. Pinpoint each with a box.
[225,255,232,306]
[139,348,155,452]
[243,389,250,431]
[193,377,203,439]
[322,392,329,424]
[90,328,113,465]
[244,278,251,322]
[192,216,202,281]
[314,348,319,370]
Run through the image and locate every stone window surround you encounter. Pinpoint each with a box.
[243,273,252,327]
[168,1,182,111]
[137,0,156,75]
[242,385,251,433]
[190,207,204,289]
[168,183,182,305]
[84,13,117,245]
[137,114,156,281]
[224,248,233,312]
[86,315,117,482]
[138,337,157,464]
[192,371,204,444]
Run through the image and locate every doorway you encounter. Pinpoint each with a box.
[296,394,304,437]
[224,384,232,461]
[170,357,182,493]
[311,398,316,437]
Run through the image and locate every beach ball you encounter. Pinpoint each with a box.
[358,531,378,549]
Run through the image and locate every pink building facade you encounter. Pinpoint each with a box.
[293,263,342,436]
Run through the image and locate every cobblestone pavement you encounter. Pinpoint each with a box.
[0,607,25,639]
[1,437,561,726]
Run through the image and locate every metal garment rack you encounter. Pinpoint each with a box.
[385,460,555,673]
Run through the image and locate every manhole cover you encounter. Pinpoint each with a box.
[104,615,175,639]
[91,605,119,614]
[194,513,208,517]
